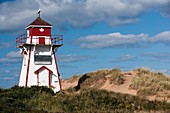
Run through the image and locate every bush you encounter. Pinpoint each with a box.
[0,86,170,113]
[0,86,54,113]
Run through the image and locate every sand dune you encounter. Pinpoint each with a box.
[61,68,170,102]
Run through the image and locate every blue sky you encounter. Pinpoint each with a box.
[1,0,170,88]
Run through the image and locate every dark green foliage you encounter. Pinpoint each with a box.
[0,86,170,113]
[0,86,54,113]
[0,87,2,92]
[28,88,170,113]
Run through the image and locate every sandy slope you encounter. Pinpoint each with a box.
[61,71,137,95]
[61,79,78,90]
[61,70,170,102]
[100,72,137,95]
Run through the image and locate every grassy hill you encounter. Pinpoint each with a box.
[0,68,170,113]
[0,86,170,113]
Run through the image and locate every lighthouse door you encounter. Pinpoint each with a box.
[38,70,49,86]
[39,37,45,44]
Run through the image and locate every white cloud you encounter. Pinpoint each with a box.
[76,30,170,49]
[142,52,170,59]
[6,51,21,58]
[0,42,13,49]
[119,55,137,61]
[0,57,19,63]
[2,77,15,80]
[0,51,21,63]
[111,54,137,63]
[76,32,149,48]
[150,31,170,45]
[0,0,170,33]
[59,64,78,69]
[58,54,95,63]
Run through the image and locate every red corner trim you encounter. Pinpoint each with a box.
[53,51,62,91]
[34,66,53,74]
[25,46,31,87]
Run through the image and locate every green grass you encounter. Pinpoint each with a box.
[26,88,170,113]
[0,86,54,113]
[1,68,170,112]
[0,86,170,113]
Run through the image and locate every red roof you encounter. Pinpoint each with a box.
[34,66,53,74]
[26,17,52,28]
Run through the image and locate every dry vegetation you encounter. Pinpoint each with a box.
[73,68,125,91]
[62,68,170,102]
[130,68,170,99]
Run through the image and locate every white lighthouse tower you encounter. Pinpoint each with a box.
[16,11,63,92]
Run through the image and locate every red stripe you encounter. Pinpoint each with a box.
[30,29,33,44]
[26,33,33,87]
[53,51,62,91]
[25,46,31,87]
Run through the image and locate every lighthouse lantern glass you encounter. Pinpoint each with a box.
[34,55,52,65]
[34,45,52,65]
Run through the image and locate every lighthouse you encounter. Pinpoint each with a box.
[16,11,63,92]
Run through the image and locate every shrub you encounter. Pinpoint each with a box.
[0,86,170,112]
[27,88,170,112]
[0,87,2,93]
[0,86,54,113]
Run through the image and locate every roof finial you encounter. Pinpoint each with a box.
[37,9,41,18]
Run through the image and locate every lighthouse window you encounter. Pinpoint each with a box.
[34,55,52,65]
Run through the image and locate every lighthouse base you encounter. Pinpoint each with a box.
[18,48,61,93]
